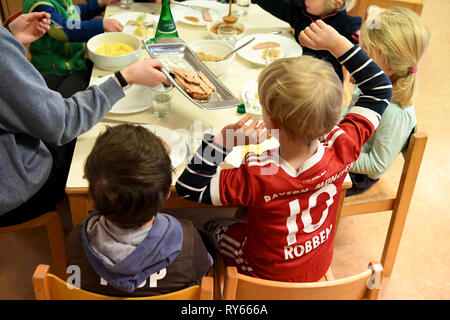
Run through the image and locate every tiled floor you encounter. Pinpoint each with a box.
[1,0,449,299]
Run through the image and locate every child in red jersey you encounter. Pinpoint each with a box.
[176,20,392,282]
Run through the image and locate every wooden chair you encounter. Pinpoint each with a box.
[32,264,214,300]
[349,0,423,20]
[0,211,67,279]
[221,261,383,300]
[337,132,427,276]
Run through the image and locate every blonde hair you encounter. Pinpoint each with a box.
[258,56,342,142]
[360,7,430,107]
[327,0,355,12]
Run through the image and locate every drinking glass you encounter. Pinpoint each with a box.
[120,0,134,9]
[245,90,262,114]
[235,0,251,16]
[218,24,237,47]
[151,84,173,118]
[187,121,214,154]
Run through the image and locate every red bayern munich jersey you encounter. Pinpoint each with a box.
[209,112,378,282]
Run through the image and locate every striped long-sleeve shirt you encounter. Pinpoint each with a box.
[175,45,392,282]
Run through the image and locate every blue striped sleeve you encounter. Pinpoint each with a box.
[175,133,232,204]
[76,0,104,20]
[34,4,104,42]
[338,45,392,121]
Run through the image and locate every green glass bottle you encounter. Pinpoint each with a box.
[154,0,179,41]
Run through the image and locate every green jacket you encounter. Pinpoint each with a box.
[23,0,86,76]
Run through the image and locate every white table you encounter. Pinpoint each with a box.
[65,2,294,227]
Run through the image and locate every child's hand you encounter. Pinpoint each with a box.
[214,115,270,150]
[103,18,123,32]
[119,59,168,88]
[299,20,353,58]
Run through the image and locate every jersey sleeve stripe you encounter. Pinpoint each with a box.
[347,106,381,129]
[325,129,345,148]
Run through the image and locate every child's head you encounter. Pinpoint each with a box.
[305,0,354,16]
[84,124,173,229]
[360,7,430,107]
[258,55,342,143]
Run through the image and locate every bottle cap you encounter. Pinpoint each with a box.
[237,103,246,114]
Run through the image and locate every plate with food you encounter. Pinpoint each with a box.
[108,12,158,39]
[172,0,227,26]
[234,33,302,67]
[241,80,262,116]
[140,124,188,168]
[91,74,152,114]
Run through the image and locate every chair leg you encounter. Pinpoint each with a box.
[380,205,409,277]
[45,212,67,280]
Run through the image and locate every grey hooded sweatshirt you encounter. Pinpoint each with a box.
[67,213,213,296]
[0,26,124,214]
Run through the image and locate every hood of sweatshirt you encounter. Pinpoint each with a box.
[81,212,183,293]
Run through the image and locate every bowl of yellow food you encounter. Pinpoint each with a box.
[87,32,141,71]
[190,40,235,77]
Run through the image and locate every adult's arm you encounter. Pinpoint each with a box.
[0,27,124,145]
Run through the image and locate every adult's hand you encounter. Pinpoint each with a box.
[103,18,123,32]
[8,12,50,45]
[119,59,169,88]
[155,0,175,3]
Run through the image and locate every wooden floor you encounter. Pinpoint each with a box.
[1,0,449,299]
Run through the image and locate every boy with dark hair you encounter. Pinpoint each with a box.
[66,124,212,296]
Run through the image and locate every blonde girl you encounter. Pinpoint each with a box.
[343,7,430,196]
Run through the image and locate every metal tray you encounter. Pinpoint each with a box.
[145,38,241,110]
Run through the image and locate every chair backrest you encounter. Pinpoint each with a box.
[349,0,423,20]
[341,132,427,216]
[33,265,214,300]
[223,262,383,300]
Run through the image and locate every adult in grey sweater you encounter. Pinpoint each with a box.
[0,13,167,225]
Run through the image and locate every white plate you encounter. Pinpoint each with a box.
[172,0,226,26]
[241,80,262,116]
[92,75,152,114]
[235,33,302,67]
[139,125,188,168]
[224,137,280,168]
[109,12,158,40]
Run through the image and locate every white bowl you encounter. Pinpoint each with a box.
[190,40,235,77]
[206,20,246,41]
[87,32,141,71]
